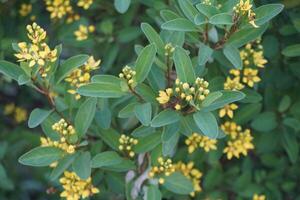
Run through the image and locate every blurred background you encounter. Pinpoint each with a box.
[0,0,300,199]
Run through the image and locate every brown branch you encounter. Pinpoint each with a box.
[129,86,144,102]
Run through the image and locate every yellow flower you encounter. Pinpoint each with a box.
[175,162,202,197]
[164,43,175,56]
[118,134,138,158]
[66,11,80,24]
[224,77,244,91]
[77,0,93,10]
[59,171,99,200]
[219,103,238,118]
[74,25,95,41]
[119,66,137,88]
[234,0,258,28]
[14,107,28,123]
[223,128,254,160]
[253,194,266,200]
[65,56,101,99]
[156,90,172,105]
[221,121,241,139]
[185,133,217,153]
[4,103,15,115]
[149,157,175,183]
[19,4,32,17]
[253,51,267,68]
[45,0,72,19]
[242,68,261,87]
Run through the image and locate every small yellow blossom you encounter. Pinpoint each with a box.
[14,23,57,77]
[233,0,258,28]
[242,68,261,87]
[240,41,267,68]
[74,25,95,41]
[4,103,15,115]
[253,194,266,200]
[221,121,242,139]
[148,157,175,184]
[66,11,80,24]
[202,0,212,6]
[223,128,254,160]
[175,162,202,197]
[65,56,101,99]
[164,43,175,56]
[156,89,172,105]
[19,4,32,17]
[118,134,138,158]
[59,171,99,200]
[45,0,72,20]
[40,119,77,154]
[119,66,137,88]
[77,0,94,10]
[219,103,238,118]
[185,133,217,153]
[4,103,27,123]
[224,77,244,91]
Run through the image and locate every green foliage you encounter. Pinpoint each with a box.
[1,0,299,200]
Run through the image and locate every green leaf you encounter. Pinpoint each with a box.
[146,185,162,200]
[75,98,97,138]
[160,10,181,21]
[134,103,152,126]
[163,172,194,195]
[18,147,64,167]
[282,44,300,57]
[97,128,120,150]
[202,90,245,111]
[240,88,262,103]
[193,112,218,138]
[119,102,138,118]
[162,132,179,156]
[91,151,123,168]
[135,43,157,83]
[173,47,196,83]
[202,91,223,107]
[161,18,198,32]
[282,131,299,164]
[131,126,155,138]
[102,159,135,172]
[278,95,291,113]
[233,103,262,125]
[254,4,284,26]
[134,132,161,153]
[227,24,268,47]
[72,152,91,180]
[283,118,300,132]
[0,60,26,81]
[55,54,89,83]
[179,115,202,136]
[77,82,127,98]
[251,112,277,132]
[209,13,233,25]
[28,108,54,128]
[50,154,77,181]
[196,4,219,18]
[178,0,199,22]
[151,109,180,127]
[194,13,207,25]
[114,0,131,14]
[198,43,213,66]
[223,45,242,69]
[91,74,123,84]
[141,23,165,56]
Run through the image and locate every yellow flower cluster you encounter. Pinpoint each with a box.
[222,122,254,160]
[66,11,80,24]
[157,78,210,111]
[40,119,76,154]
[202,0,212,6]
[19,3,32,17]
[224,68,260,89]
[164,43,175,56]
[185,133,217,153]
[148,157,175,184]
[118,134,138,158]
[175,162,202,197]
[59,171,99,200]
[14,23,57,78]
[45,0,72,19]
[233,0,258,28]
[253,194,266,200]
[240,40,267,68]
[74,25,95,41]
[65,56,101,100]
[119,66,137,87]
[77,0,94,10]
[219,103,238,119]
[3,103,27,123]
